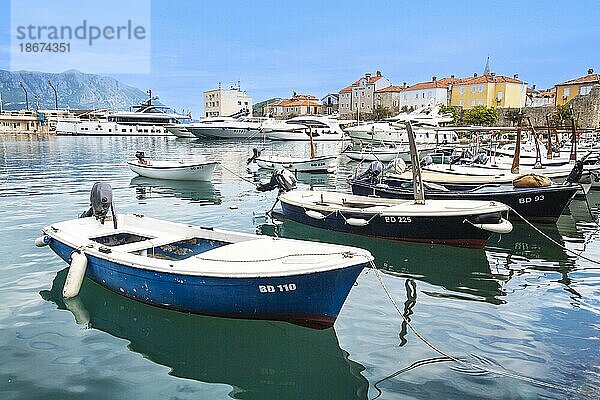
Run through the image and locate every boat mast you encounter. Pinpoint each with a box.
[511,114,522,174]
[569,116,577,163]
[526,116,543,169]
[545,114,553,160]
[406,121,425,204]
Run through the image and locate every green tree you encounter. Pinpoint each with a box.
[462,105,498,126]
[552,104,572,128]
[364,105,394,121]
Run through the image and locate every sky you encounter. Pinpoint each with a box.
[0,0,599,117]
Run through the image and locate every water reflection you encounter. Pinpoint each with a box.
[129,176,222,205]
[257,217,505,304]
[40,270,369,400]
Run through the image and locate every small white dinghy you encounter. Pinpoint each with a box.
[128,151,218,181]
[255,154,337,173]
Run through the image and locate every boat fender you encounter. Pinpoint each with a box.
[513,174,552,188]
[63,251,88,299]
[35,235,51,247]
[473,218,513,234]
[345,218,369,227]
[305,210,326,220]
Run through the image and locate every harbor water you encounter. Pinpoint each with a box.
[1,135,599,399]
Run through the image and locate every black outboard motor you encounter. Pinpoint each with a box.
[355,161,384,184]
[246,148,262,165]
[565,160,584,184]
[135,151,147,164]
[80,182,117,229]
[256,168,297,193]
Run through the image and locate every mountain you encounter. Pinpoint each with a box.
[0,69,147,111]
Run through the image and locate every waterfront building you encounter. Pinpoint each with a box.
[0,110,46,134]
[374,84,407,114]
[263,93,321,118]
[526,86,555,107]
[554,69,599,106]
[204,84,253,117]
[321,94,339,115]
[338,71,392,117]
[399,76,458,110]
[450,72,527,109]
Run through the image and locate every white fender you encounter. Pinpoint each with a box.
[305,210,326,220]
[345,218,369,227]
[35,235,51,247]
[63,251,88,299]
[474,218,513,234]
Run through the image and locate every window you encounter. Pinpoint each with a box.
[520,85,525,93]
[471,100,476,106]
[564,88,570,97]
[238,101,242,105]
[472,85,476,93]
[478,100,483,105]
[415,94,419,98]
[459,100,463,107]
[459,86,465,94]
[497,91,503,101]
[422,93,425,99]
[580,86,592,95]
[427,91,432,98]
[478,84,484,93]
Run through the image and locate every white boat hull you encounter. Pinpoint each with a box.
[56,121,171,136]
[344,145,437,162]
[165,125,195,138]
[255,155,337,172]
[189,127,262,139]
[128,161,218,181]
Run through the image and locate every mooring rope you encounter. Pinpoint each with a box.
[506,206,600,266]
[219,164,257,185]
[370,261,574,395]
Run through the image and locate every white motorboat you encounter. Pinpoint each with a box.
[345,105,458,145]
[56,91,191,136]
[165,124,195,138]
[127,152,218,181]
[255,154,337,173]
[343,143,437,163]
[188,116,275,139]
[264,116,348,141]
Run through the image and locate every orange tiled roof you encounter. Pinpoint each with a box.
[559,73,600,85]
[404,80,452,91]
[454,74,526,85]
[375,85,407,93]
[268,99,320,107]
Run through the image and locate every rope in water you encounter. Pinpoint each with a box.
[219,164,257,185]
[370,261,575,395]
[506,205,600,266]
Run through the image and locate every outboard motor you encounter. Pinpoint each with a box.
[355,161,384,183]
[471,152,489,165]
[246,148,262,165]
[80,182,117,228]
[387,158,407,174]
[135,151,147,164]
[565,160,584,184]
[420,155,433,167]
[257,168,297,193]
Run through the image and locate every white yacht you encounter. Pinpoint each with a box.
[263,116,348,141]
[55,91,191,136]
[345,105,458,145]
[187,116,279,139]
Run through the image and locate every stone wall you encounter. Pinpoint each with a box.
[497,86,600,129]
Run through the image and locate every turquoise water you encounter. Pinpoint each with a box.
[1,135,599,399]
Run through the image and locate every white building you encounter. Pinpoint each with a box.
[339,71,391,117]
[321,93,339,115]
[204,85,253,117]
[400,76,457,109]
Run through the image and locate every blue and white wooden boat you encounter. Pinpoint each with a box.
[37,213,373,328]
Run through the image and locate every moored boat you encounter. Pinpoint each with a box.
[36,185,374,328]
[127,151,218,181]
[277,190,512,248]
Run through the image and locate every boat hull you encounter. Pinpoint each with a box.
[47,238,366,329]
[350,180,578,223]
[188,127,262,139]
[256,155,337,172]
[128,161,217,181]
[279,199,498,248]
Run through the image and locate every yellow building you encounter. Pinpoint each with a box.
[450,73,527,109]
[554,69,599,106]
